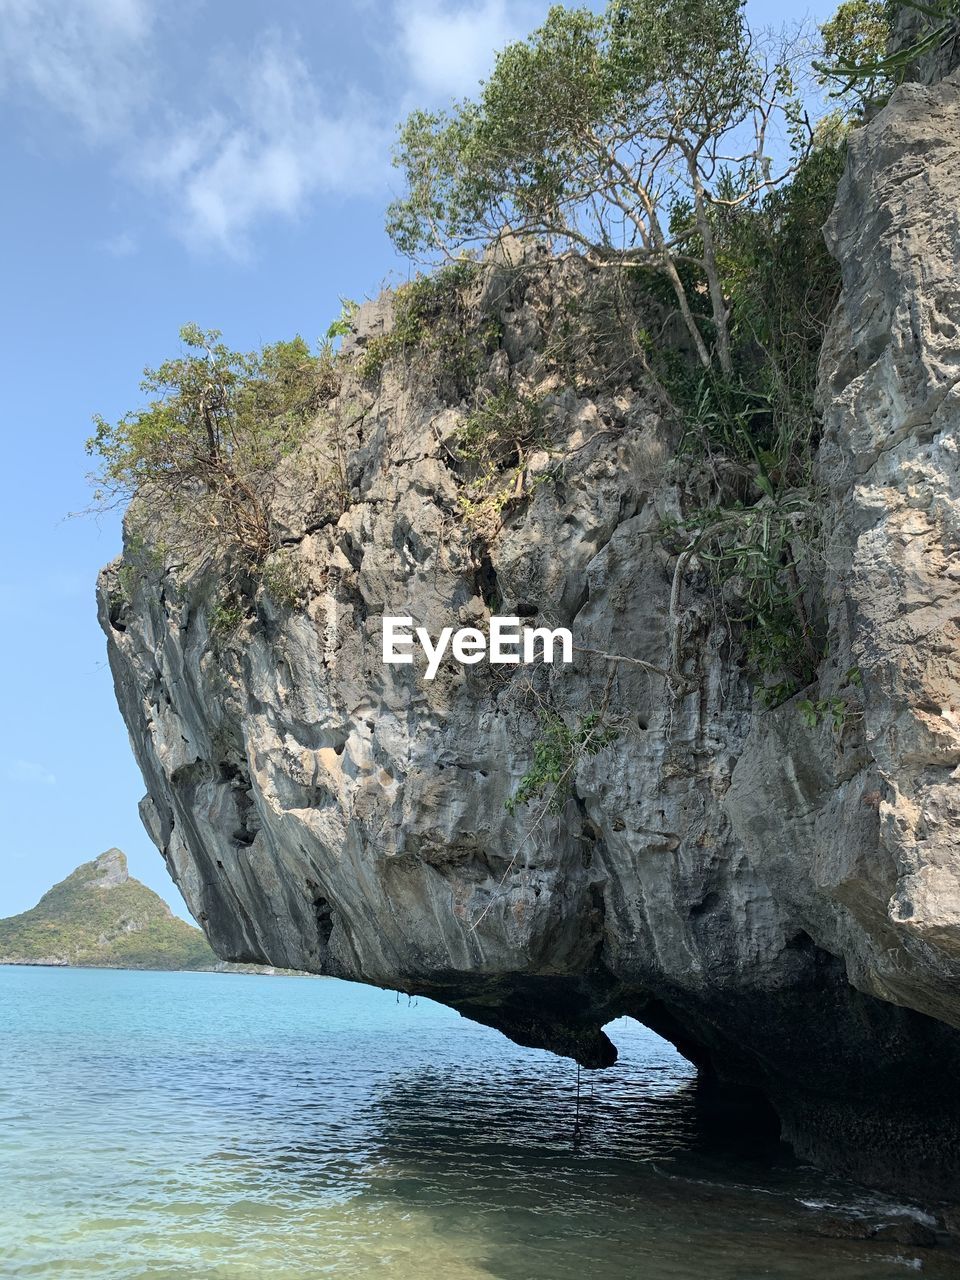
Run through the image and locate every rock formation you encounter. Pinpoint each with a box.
[98,68,960,1198]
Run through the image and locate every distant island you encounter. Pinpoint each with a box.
[0,849,216,970]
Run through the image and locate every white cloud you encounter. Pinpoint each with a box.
[138,36,391,254]
[0,0,543,256]
[397,0,541,100]
[3,759,57,787]
[0,0,154,140]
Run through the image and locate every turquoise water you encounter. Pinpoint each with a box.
[0,967,954,1279]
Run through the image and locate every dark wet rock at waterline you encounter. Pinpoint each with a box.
[99,68,960,1202]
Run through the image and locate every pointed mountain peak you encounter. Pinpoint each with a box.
[91,848,129,886]
[0,849,216,970]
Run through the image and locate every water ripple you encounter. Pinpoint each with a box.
[0,968,953,1279]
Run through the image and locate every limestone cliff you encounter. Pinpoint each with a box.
[98,71,960,1198]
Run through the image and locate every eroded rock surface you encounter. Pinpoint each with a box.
[99,72,960,1198]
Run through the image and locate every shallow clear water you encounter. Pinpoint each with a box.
[0,966,954,1279]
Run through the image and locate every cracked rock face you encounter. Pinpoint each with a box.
[99,72,960,1199]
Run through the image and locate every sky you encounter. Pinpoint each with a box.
[0,0,837,920]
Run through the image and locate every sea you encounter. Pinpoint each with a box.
[0,965,955,1279]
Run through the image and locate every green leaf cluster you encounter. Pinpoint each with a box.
[454,384,545,533]
[387,0,809,378]
[507,711,619,815]
[457,384,544,468]
[261,550,309,610]
[88,325,339,567]
[817,0,960,111]
[658,135,848,697]
[388,0,755,260]
[208,591,247,642]
[356,259,494,392]
[796,667,862,728]
[326,297,359,340]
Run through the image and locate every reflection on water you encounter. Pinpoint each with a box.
[0,967,954,1279]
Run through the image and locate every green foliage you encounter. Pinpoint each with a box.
[0,853,215,970]
[816,0,960,108]
[326,297,359,340]
[356,259,492,391]
[536,271,656,393]
[112,564,137,608]
[261,551,307,610]
[111,527,168,605]
[458,484,516,532]
[457,384,544,467]
[87,325,336,569]
[388,0,808,376]
[209,591,247,641]
[507,711,619,815]
[384,0,847,694]
[680,491,820,690]
[819,0,895,109]
[454,384,545,532]
[797,669,862,730]
[721,139,849,475]
[657,136,847,697]
[389,0,754,256]
[798,695,846,730]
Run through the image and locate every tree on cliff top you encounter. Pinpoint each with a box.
[386,0,811,377]
[87,325,336,569]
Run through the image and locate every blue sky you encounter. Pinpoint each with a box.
[0,0,836,919]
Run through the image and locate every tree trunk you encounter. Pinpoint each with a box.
[687,154,734,378]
